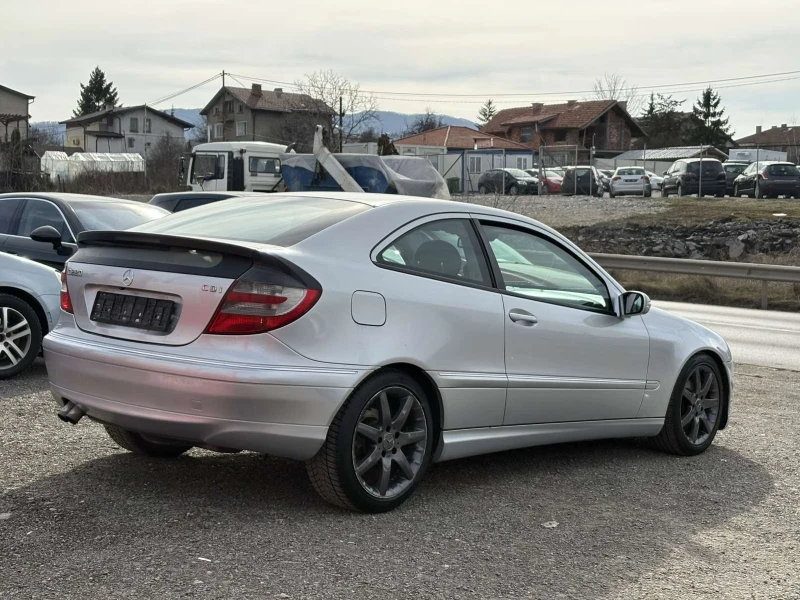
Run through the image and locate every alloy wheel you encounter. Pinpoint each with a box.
[351,386,428,499]
[0,307,33,372]
[680,365,721,446]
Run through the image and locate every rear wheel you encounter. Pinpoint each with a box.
[644,191,652,198]
[609,191,615,199]
[733,183,739,198]
[306,370,434,513]
[478,185,487,194]
[0,294,42,380]
[104,425,193,457]
[652,354,724,456]
[755,180,764,199]
[676,182,683,197]
[509,184,519,195]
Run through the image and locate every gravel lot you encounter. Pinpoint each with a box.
[1,361,798,599]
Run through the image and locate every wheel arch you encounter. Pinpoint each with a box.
[0,287,50,336]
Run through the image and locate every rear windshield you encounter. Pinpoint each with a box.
[73,202,169,230]
[686,161,722,174]
[131,195,370,246]
[766,164,800,177]
[724,164,747,174]
[617,168,644,176]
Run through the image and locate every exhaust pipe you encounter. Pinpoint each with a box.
[58,401,85,425]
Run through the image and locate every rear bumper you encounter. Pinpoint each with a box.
[610,183,652,195]
[43,330,369,460]
[761,182,800,196]
[681,181,726,195]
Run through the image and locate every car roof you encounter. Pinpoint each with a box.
[150,191,263,200]
[683,158,722,163]
[0,192,144,206]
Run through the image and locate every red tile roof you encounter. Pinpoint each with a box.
[485,99,644,136]
[394,125,531,150]
[736,125,800,146]
[201,86,335,116]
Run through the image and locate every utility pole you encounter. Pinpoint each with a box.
[222,70,226,88]
[339,96,344,152]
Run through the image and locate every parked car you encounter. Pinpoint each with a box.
[598,169,615,192]
[477,168,538,195]
[0,253,61,379]
[0,193,169,268]
[609,167,652,198]
[722,162,749,196]
[525,169,562,193]
[149,191,265,213]
[732,161,800,199]
[661,159,726,198]
[561,166,604,197]
[646,171,663,191]
[45,193,732,513]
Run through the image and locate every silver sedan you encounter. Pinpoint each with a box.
[609,167,653,197]
[44,193,732,512]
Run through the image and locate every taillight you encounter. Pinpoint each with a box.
[612,176,621,181]
[643,176,650,182]
[206,274,321,335]
[761,171,769,179]
[60,270,73,313]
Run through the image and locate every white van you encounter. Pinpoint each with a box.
[185,141,289,192]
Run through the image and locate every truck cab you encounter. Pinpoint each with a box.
[186,141,289,192]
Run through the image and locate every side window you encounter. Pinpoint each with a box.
[249,156,281,174]
[0,198,22,234]
[377,218,491,286]
[481,222,610,312]
[16,200,74,242]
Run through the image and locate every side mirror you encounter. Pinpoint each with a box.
[31,225,73,257]
[620,291,651,317]
[662,170,668,176]
[203,173,215,181]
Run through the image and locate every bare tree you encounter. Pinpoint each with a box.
[28,124,65,155]
[591,73,643,116]
[188,114,209,147]
[403,109,444,136]
[294,70,380,145]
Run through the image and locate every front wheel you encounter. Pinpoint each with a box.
[478,185,487,195]
[306,370,434,513]
[104,425,193,457]
[509,184,519,195]
[652,354,724,456]
[0,294,42,380]
[755,180,764,199]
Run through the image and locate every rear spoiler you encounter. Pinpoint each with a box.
[77,230,267,261]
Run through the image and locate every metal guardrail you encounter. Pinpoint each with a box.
[590,253,800,309]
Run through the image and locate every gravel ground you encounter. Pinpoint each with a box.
[456,193,668,229]
[1,361,798,599]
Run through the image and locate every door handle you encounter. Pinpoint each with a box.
[508,310,538,325]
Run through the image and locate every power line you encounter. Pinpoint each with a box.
[148,73,222,106]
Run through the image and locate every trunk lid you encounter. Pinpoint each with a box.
[65,231,259,346]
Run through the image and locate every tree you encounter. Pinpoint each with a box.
[403,109,444,136]
[477,99,497,128]
[73,67,119,118]
[591,73,643,116]
[687,86,733,148]
[293,70,379,147]
[28,123,65,154]
[638,92,687,148]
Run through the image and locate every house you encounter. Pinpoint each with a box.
[0,84,34,141]
[736,125,800,164]
[483,100,646,162]
[60,105,194,154]
[201,84,335,152]
[599,145,729,174]
[391,125,536,193]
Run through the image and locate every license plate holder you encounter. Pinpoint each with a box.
[90,292,175,332]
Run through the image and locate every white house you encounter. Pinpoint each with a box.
[0,84,34,141]
[60,105,194,155]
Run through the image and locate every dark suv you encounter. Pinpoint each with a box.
[662,158,726,197]
[732,162,800,199]
[477,169,538,195]
[560,166,604,197]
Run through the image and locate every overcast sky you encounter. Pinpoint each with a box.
[3,0,799,138]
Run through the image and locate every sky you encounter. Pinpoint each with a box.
[3,0,800,139]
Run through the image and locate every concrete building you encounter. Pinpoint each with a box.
[201,84,335,152]
[0,84,34,141]
[60,105,194,155]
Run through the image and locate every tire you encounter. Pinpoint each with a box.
[676,182,683,197]
[715,190,724,198]
[733,184,739,198]
[644,191,652,198]
[651,354,725,456]
[0,294,43,380]
[478,185,487,195]
[104,424,193,457]
[662,186,669,198]
[609,192,615,199]
[755,180,764,199]
[306,370,435,513]
[509,184,519,195]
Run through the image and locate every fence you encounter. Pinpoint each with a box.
[591,253,800,309]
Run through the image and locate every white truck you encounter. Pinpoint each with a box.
[728,148,788,163]
[184,141,289,192]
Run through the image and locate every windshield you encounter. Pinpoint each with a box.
[131,195,369,246]
[504,169,531,178]
[73,202,169,230]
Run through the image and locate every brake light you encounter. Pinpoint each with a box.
[612,176,621,181]
[643,176,650,183]
[761,171,769,179]
[206,277,321,335]
[60,270,73,313]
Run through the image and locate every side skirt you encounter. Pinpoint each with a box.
[434,418,664,462]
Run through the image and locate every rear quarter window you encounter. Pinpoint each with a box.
[131,195,370,246]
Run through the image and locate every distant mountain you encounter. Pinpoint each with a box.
[32,109,475,142]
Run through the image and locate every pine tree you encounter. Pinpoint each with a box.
[73,67,120,117]
[688,87,733,148]
[477,99,498,128]
[638,93,686,148]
